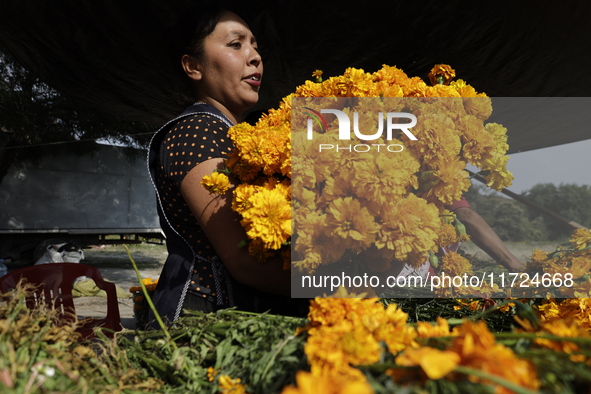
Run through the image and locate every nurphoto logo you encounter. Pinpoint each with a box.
[303,106,418,152]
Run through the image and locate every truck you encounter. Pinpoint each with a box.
[0,142,164,264]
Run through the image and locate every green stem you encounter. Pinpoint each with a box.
[257,335,297,390]
[494,332,591,344]
[445,298,516,326]
[454,366,539,394]
[123,244,177,351]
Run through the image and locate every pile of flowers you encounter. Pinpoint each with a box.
[202,64,514,279]
[283,294,542,394]
[524,228,591,297]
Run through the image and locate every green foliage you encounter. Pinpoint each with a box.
[120,309,307,394]
[465,183,547,242]
[465,180,591,242]
[524,183,591,240]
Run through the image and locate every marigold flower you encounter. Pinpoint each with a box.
[449,321,540,393]
[515,316,591,363]
[218,375,249,394]
[571,228,591,250]
[428,64,456,86]
[436,222,459,247]
[200,172,231,195]
[281,371,373,394]
[395,346,460,380]
[440,251,472,278]
[241,188,291,250]
[325,197,379,252]
[416,317,454,338]
[375,194,440,267]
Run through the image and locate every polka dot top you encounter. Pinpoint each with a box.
[155,113,234,302]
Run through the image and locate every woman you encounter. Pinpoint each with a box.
[148,5,303,325]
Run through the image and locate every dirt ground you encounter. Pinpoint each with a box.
[66,240,559,331]
[72,243,167,330]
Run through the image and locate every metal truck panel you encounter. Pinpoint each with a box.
[0,144,160,233]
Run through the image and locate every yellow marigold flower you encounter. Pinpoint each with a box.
[206,367,218,382]
[481,153,514,190]
[548,256,591,279]
[450,321,540,393]
[306,297,383,330]
[429,159,472,206]
[129,277,159,293]
[406,111,462,167]
[200,172,231,195]
[325,197,379,252]
[535,298,591,331]
[374,303,418,354]
[375,194,440,267]
[450,78,487,98]
[311,69,324,83]
[436,222,459,247]
[428,64,456,86]
[248,238,276,262]
[352,150,421,206]
[571,228,591,250]
[459,115,495,168]
[339,325,382,366]
[416,317,453,338]
[530,318,590,362]
[218,375,249,394]
[485,123,510,153]
[372,64,410,85]
[232,184,263,214]
[241,188,291,250]
[440,251,472,278]
[293,211,348,271]
[281,371,373,394]
[305,316,381,379]
[463,97,493,120]
[395,346,460,380]
[530,248,549,264]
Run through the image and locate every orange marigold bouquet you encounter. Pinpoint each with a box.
[202,64,513,275]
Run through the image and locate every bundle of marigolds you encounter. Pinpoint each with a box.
[202,64,513,277]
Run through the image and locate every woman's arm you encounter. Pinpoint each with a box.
[454,206,525,272]
[180,157,291,296]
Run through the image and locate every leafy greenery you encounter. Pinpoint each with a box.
[120,309,307,393]
[464,182,589,242]
[524,183,591,240]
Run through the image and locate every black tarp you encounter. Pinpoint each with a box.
[1,0,590,153]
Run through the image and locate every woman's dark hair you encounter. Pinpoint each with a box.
[167,2,224,105]
[174,3,224,63]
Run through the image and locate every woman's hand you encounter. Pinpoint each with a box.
[181,157,291,296]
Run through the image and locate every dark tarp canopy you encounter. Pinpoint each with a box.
[1,0,590,153]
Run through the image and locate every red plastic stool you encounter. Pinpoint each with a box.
[0,263,122,339]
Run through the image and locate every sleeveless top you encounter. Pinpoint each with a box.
[147,103,307,325]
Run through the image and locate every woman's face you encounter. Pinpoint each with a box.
[191,11,262,122]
